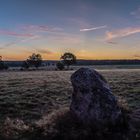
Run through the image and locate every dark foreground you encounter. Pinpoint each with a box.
[0,68,139,139]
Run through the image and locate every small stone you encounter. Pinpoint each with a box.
[70,68,122,129]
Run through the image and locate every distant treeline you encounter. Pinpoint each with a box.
[76,59,140,65]
[4,60,58,67]
[4,59,140,67]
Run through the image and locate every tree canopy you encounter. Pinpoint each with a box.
[56,62,64,70]
[27,53,42,68]
[0,56,8,70]
[61,52,76,69]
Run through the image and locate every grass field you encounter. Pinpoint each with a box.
[0,68,140,123]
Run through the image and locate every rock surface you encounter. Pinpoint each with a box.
[129,109,140,130]
[70,68,122,129]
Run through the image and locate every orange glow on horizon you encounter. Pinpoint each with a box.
[2,52,138,61]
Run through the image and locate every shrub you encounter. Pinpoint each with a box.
[56,62,64,70]
[0,61,8,70]
[21,61,29,69]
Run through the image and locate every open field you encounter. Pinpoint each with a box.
[0,68,140,123]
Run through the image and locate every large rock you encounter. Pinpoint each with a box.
[129,109,140,134]
[70,68,122,129]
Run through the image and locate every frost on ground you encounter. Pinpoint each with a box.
[0,69,139,139]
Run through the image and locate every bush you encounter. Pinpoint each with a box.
[27,53,42,68]
[56,62,64,70]
[35,108,131,140]
[0,61,8,70]
[21,61,29,69]
[0,108,139,140]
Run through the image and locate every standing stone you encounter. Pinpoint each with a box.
[70,68,122,129]
[129,109,140,134]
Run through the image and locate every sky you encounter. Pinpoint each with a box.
[0,0,140,60]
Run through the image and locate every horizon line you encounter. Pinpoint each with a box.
[3,59,140,61]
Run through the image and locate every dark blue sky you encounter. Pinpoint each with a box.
[0,0,140,60]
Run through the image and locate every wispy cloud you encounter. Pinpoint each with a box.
[0,24,81,49]
[36,48,53,54]
[48,34,82,45]
[0,24,63,48]
[134,54,140,58]
[106,27,140,41]
[0,28,40,47]
[107,41,118,45]
[21,25,63,33]
[0,30,34,37]
[130,6,140,19]
[2,34,40,48]
[80,25,107,32]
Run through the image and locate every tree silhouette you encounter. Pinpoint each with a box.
[0,56,2,61]
[0,56,8,70]
[61,52,76,69]
[56,62,64,70]
[21,61,29,69]
[27,53,42,68]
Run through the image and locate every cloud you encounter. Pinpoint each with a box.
[134,54,140,58]
[0,24,63,50]
[80,25,107,32]
[107,41,118,45]
[130,7,140,19]
[48,34,82,45]
[106,27,140,41]
[21,25,63,33]
[36,49,53,54]
[0,24,63,47]
[2,35,41,48]
[0,30,34,37]
[4,42,16,47]
[0,28,40,48]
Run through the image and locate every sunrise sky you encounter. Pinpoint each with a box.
[0,0,140,60]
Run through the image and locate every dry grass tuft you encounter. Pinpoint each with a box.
[0,117,30,139]
[0,107,139,140]
[33,108,131,140]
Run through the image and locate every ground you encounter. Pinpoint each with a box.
[0,66,140,124]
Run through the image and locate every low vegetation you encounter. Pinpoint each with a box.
[0,56,8,70]
[22,53,43,69]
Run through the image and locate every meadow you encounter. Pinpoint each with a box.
[0,67,140,124]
